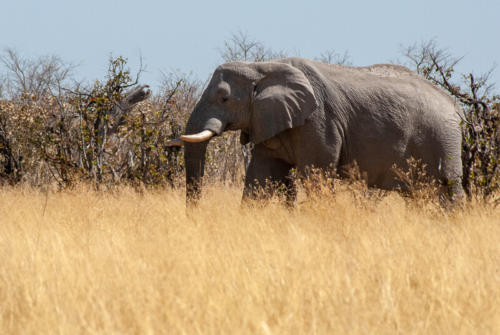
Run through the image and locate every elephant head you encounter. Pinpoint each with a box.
[176,61,318,203]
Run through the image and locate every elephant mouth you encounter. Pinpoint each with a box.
[165,118,226,146]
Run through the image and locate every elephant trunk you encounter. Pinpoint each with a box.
[184,141,208,205]
[183,107,226,205]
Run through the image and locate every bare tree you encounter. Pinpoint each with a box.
[401,40,496,100]
[316,49,352,65]
[0,48,75,99]
[158,71,201,117]
[219,31,287,63]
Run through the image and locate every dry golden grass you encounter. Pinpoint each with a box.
[0,184,499,334]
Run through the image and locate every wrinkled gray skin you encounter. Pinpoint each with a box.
[184,58,464,204]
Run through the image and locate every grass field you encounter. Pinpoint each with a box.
[0,184,499,334]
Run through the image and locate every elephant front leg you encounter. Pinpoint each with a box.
[243,150,296,206]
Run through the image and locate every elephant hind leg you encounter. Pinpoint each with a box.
[437,177,465,206]
[434,137,465,204]
[406,131,465,204]
[243,150,296,206]
[437,159,465,205]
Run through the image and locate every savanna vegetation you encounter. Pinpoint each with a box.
[0,33,498,334]
[0,34,498,199]
[1,183,499,334]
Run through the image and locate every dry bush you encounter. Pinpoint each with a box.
[204,132,248,185]
[391,157,442,208]
[0,56,197,189]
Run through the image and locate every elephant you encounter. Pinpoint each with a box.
[170,57,465,204]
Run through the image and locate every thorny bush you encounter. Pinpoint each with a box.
[0,57,189,188]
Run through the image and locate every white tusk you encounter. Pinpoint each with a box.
[180,130,215,143]
[165,139,184,146]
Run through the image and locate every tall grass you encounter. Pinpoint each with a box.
[0,184,499,334]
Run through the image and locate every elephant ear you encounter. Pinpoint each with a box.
[250,62,318,144]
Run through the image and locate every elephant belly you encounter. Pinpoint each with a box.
[339,136,409,189]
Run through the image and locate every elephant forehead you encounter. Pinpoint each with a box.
[215,81,231,95]
[216,64,262,82]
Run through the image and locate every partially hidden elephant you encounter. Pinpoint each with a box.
[169,57,465,204]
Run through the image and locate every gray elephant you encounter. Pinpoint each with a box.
[171,57,464,204]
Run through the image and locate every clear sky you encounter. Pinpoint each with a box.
[1,0,499,89]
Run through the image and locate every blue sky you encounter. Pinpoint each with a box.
[1,0,499,89]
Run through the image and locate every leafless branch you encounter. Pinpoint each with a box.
[219,30,287,63]
[316,50,351,65]
[1,48,75,99]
